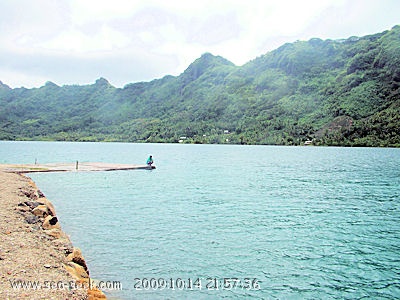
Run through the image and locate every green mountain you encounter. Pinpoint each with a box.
[1,26,399,146]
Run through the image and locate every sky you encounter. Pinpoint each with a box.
[0,0,399,88]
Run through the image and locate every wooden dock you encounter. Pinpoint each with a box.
[0,162,156,173]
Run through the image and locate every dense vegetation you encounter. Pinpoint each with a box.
[1,26,399,146]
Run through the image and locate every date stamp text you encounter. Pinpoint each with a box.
[134,277,260,291]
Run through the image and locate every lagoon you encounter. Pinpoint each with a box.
[1,141,400,299]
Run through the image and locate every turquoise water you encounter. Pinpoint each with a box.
[1,141,400,299]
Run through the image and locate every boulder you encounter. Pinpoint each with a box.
[25,215,40,224]
[17,205,30,213]
[19,188,39,200]
[37,198,56,216]
[42,216,60,230]
[37,189,45,198]
[64,262,89,279]
[67,247,89,274]
[88,287,107,299]
[24,201,39,209]
[32,205,49,218]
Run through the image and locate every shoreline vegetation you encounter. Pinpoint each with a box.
[0,171,106,299]
[3,139,400,148]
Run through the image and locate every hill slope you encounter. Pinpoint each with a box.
[1,26,399,146]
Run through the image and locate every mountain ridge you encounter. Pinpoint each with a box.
[1,26,399,146]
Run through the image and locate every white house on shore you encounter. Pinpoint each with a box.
[304,140,313,146]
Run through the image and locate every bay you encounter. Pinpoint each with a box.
[1,141,400,299]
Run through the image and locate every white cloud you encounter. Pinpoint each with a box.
[0,0,68,50]
[150,0,235,18]
[41,24,131,53]
[0,0,399,88]
[138,31,157,44]
[69,0,144,25]
[0,69,49,88]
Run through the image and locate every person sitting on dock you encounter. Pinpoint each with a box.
[146,155,154,168]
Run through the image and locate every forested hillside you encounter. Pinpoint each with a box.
[1,26,399,146]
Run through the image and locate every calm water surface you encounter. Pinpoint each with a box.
[1,141,400,299]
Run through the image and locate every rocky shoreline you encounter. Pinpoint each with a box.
[0,171,106,299]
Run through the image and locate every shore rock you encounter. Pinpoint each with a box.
[88,287,107,299]
[67,247,89,274]
[37,197,56,216]
[19,187,39,200]
[42,215,60,230]
[25,214,40,224]
[24,201,39,209]
[32,204,49,217]
[65,261,89,279]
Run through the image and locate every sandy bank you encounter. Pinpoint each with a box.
[0,171,106,299]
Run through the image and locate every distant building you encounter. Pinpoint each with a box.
[178,136,187,143]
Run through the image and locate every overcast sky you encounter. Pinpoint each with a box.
[0,0,399,88]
